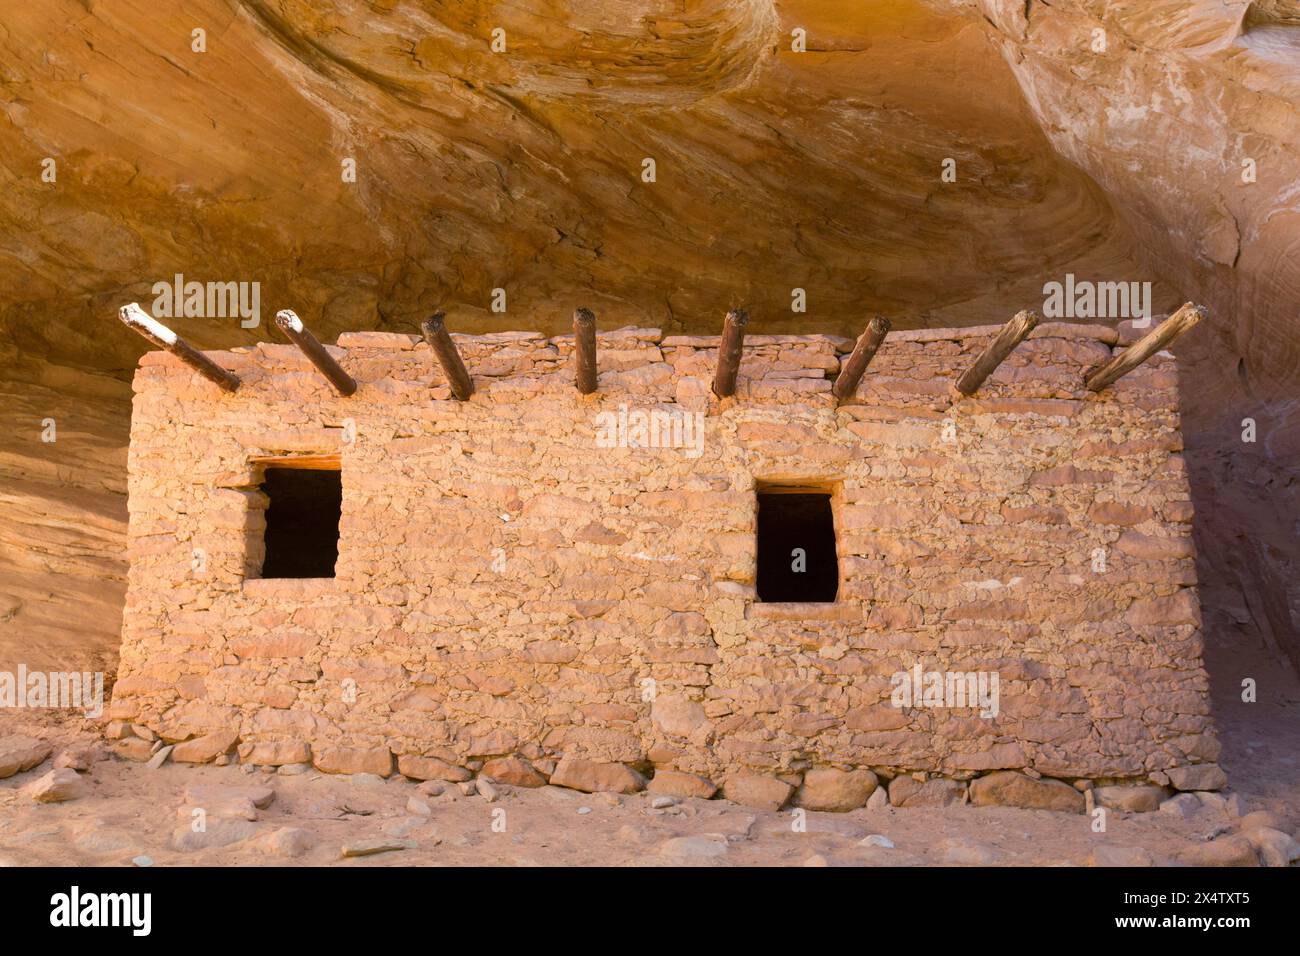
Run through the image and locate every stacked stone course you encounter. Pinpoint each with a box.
[109,321,1221,811]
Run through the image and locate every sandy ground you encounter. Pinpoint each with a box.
[1,709,1296,868]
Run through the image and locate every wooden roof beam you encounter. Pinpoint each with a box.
[952,309,1039,399]
[1084,303,1204,392]
[573,307,598,394]
[832,316,890,402]
[119,302,240,392]
[712,308,748,398]
[420,311,474,400]
[275,309,357,396]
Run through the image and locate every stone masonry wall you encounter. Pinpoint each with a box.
[110,321,1219,798]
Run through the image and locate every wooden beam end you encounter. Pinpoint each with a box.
[421,311,448,338]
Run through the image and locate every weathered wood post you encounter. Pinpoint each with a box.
[420,311,474,400]
[274,310,357,396]
[832,316,891,402]
[118,302,241,392]
[573,307,598,394]
[712,308,748,398]
[952,309,1039,398]
[1084,303,1204,392]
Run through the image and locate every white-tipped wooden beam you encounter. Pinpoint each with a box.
[420,311,474,400]
[275,309,357,396]
[832,316,891,402]
[712,308,748,398]
[952,309,1039,398]
[1084,303,1204,392]
[118,302,240,392]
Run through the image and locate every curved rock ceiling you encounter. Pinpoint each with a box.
[1,0,1169,369]
[0,0,1296,675]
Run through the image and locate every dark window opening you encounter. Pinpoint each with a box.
[756,489,838,602]
[259,466,341,579]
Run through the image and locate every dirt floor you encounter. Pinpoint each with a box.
[1,701,1297,868]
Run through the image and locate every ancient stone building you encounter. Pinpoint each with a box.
[108,320,1221,805]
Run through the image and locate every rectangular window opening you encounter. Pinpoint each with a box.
[756,485,838,603]
[258,465,341,579]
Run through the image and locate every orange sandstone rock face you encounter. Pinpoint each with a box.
[0,0,1161,378]
[110,324,1219,789]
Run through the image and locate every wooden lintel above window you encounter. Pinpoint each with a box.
[249,453,341,471]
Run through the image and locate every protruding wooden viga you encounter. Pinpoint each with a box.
[118,302,241,392]
[712,308,748,398]
[952,309,1039,398]
[832,316,890,402]
[275,309,357,396]
[573,307,598,394]
[420,311,474,400]
[1084,303,1204,392]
